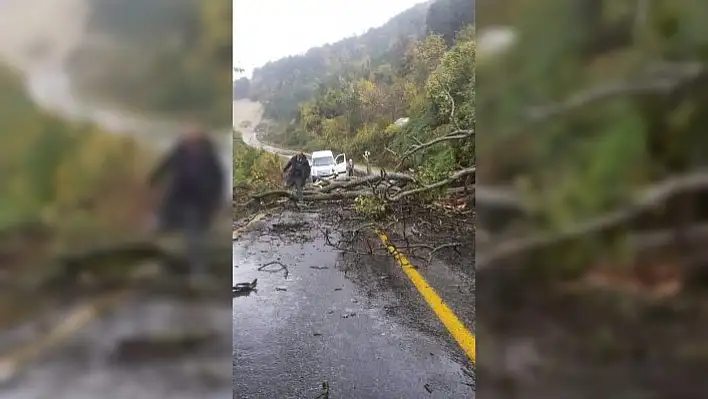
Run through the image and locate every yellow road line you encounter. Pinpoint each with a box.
[376,230,475,363]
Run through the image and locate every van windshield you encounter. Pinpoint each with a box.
[312,156,334,167]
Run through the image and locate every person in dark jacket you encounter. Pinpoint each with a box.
[148,126,225,277]
[283,151,311,200]
[347,158,354,177]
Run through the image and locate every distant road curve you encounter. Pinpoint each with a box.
[232,99,378,175]
[232,100,522,214]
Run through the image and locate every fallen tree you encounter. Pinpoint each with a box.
[235,126,475,211]
[1,223,234,296]
[237,167,473,206]
[475,23,708,299]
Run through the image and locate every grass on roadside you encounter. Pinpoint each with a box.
[232,130,285,216]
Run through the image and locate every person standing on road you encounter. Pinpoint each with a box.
[283,151,311,201]
[148,125,225,281]
[347,158,354,177]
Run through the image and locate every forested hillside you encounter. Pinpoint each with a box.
[242,0,474,181]
[243,1,431,120]
[66,0,231,126]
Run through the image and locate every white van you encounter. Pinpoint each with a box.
[310,150,347,181]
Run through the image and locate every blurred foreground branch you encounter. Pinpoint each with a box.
[37,236,232,290]
[478,171,708,271]
[525,62,704,121]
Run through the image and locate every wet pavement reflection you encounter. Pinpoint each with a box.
[233,211,474,398]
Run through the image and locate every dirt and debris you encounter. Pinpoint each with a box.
[233,279,257,297]
[270,220,309,233]
[258,260,289,279]
[232,197,473,397]
[313,381,330,399]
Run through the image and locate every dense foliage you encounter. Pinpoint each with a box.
[66,0,231,126]
[232,132,284,207]
[477,0,708,274]
[245,0,474,179]
[0,66,151,236]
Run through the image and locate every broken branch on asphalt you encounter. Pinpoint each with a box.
[258,260,289,279]
[322,222,463,264]
[233,279,258,297]
[321,227,389,257]
[313,381,330,399]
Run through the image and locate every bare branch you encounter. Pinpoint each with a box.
[258,261,289,279]
[320,227,388,257]
[388,167,475,201]
[475,184,528,212]
[477,171,708,271]
[319,173,415,193]
[442,86,460,130]
[395,129,473,171]
[525,62,704,122]
[384,147,400,159]
[472,65,704,220]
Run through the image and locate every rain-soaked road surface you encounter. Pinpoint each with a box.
[1,293,232,398]
[233,210,474,398]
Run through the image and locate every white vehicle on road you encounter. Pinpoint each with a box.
[310,150,347,181]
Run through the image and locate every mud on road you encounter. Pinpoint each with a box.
[233,205,475,398]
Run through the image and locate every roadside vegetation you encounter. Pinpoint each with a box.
[245,0,473,177]
[473,2,708,395]
[0,64,156,326]
[2,0,232,255]
[476,0,708,286]
[232,131,284,215]
[0,65,152,240]
[1,0,233,325]
[233,0,474,277]
[236,0,473,214]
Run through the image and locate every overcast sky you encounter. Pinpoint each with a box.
[233,0,425,79]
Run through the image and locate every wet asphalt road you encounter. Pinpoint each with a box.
[1,295,232,398]
[233,211,474,398]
